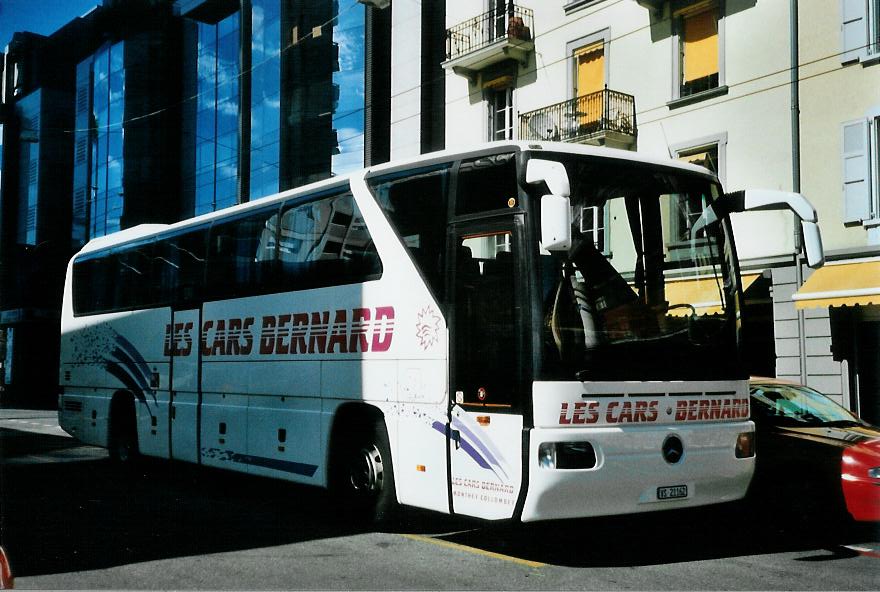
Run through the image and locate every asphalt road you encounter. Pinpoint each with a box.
[1,411,878,590]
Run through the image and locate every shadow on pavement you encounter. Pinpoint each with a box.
[2,427,878,577]
[1,432,376,577]
[427,502,880,568]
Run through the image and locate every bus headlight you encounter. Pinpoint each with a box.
[735,431,755,458]
[538,442,597,470]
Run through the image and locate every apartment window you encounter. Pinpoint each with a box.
[842,0,880,63]
[673,140,723,243]
[572,39,605,131]
[579,205,608,253]
[488,87,514,141]
[842,116,880,226]
[672,2,724,101]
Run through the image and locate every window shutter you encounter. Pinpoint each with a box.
[683,9,718,82]
[841,0,868,63]
[842,119,871,223]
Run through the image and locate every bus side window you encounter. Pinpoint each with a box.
[455,153,518,216]
[112,241,156,310]
[206,207,280,300]
[73,257,113,315]
[370,164,451,302]
[160,227,208,305]
[278,192,381,291]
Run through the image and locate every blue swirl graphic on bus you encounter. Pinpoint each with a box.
[431,411,511,484]
[103,333,156,405]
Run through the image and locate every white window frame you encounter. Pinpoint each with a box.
[670,133,727,249]
[579,204,610,255]
[671,0,726,102]
[842,111,879,229]
[672,132,728,186]
[842,0,880,64]
[487,87,515,141]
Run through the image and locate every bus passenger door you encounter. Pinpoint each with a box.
[169,308,201,463]
[447,221,524,520]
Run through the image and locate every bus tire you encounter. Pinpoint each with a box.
[333,416,397,526]
[108,394,139,465]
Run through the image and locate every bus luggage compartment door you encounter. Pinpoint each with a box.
[170,308,200,463]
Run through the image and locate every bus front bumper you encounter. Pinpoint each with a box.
[519,423,755,522]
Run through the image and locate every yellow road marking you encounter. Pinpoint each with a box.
[400,533,545,568]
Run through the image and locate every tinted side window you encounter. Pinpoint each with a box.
[73,256,114,315]
[370,165,450,301]
[456,153,518,216]
[113,241,157,309]
[277,192,381,290]
[205,207,279,300]
[158,226,209,305]
[73,240,156,315]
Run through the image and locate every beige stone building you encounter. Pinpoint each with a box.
[441,0,879,421]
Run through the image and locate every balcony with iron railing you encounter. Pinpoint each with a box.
[518,88,638,150]
[443,3,534,79]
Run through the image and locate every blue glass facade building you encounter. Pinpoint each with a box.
[181,0,374,216]
[0,0,417,406]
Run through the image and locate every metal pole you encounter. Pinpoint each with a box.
[790,0,807,385]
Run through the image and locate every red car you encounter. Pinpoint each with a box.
[749,379,880,522]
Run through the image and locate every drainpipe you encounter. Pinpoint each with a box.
[790,0,807,385]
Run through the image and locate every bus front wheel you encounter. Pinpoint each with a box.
[334,417,397,526]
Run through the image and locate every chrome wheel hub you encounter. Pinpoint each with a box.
[350,444,384,493]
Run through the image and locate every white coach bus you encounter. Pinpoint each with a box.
[58,142,824,523]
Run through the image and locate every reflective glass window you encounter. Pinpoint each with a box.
[331,4,366,176]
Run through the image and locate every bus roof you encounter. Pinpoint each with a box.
[74,141,718,257]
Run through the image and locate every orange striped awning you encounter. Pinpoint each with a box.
[793,260,880,309]
[665,273,761,316]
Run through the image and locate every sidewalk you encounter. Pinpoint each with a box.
[0,409,105,465]
[0,408,58,421]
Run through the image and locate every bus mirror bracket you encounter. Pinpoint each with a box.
[693,189,825,268]
[527,159,572,252]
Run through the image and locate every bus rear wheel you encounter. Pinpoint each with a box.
[108,396,139,465]
[334,417,397,526]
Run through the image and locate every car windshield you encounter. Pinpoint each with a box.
[537,153,742,381]
[750,383,862,425]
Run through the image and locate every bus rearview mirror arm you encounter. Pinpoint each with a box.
[526,159,572,252]
[692,189,825,269]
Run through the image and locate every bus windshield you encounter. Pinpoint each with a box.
[537,153,741,382]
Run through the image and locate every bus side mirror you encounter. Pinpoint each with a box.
[540,195,572,251]
[800,220,824,269]
[693,189,825,268]
[526,159,572,252]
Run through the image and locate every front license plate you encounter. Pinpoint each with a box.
[657,485,688,500]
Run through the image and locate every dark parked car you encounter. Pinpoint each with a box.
[749,378,880,522]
